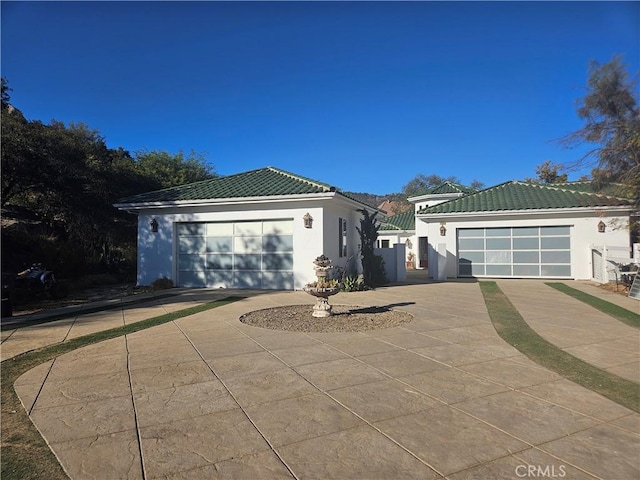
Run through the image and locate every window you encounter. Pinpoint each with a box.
[339,218,347,257]
[377,239,390,248]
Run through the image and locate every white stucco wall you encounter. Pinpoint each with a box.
[374,243,407,282]
[320,199,366,277]
[377,231,416,266]
[133,196,373,289]
[416,209,632,280]
[135,200,326,289]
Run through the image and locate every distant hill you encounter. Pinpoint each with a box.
[344,192,389,208]
[343,192,412,214]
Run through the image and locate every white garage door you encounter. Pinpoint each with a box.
[458,226,571,278]
[177,220,294,289]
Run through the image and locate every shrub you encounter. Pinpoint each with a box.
[306,278,339,289]
[370,254,388,287]
[341,275,364,292]
[150,276,174,290]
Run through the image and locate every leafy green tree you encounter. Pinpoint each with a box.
[402,174,458,197]
[1,78,222,277]
[563,56,639,200]
[1,76,11,109]
[1,108,33,206]
[401,173,484,197]
[134,149,215,189]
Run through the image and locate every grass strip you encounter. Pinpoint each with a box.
[479,281,639,413]
[546,282,640,328]
[1,296,244,480]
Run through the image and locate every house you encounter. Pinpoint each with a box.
[416,181,637,281]
[379,182,478,268]
[113,167,379,289]
[116,167,637,289]
[379,180,637,281]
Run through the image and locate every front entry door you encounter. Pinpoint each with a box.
[418,236,428,269]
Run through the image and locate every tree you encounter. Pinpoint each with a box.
[402,174,458,197]
[1,79,219,277]
[526,160,568,184]
[563,56,639,200]
[356,209,386,287]
[134,149,215,189]
[469,179,485,190]
[401,173,484,197]
[1,76,11,109]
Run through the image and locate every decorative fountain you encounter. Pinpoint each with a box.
[303,254,340,317]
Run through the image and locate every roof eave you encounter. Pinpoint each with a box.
[416,205,635,219]
[113,192,339,211]
[407,192,465,203]
[380,228,415,234]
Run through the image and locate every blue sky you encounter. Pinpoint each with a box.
[2,1,638,195]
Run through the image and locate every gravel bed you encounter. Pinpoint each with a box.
[239,304,413,333]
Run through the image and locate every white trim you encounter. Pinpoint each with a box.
[417,206,634,220]
[380,229,415,234]
[114,192,338,210]
[408,192,465,203]
[115,190,381,214]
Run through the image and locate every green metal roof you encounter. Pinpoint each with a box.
[548,181,633,198]
[417,181,634,215]
[116,167,347,205]
[380,209,415,231]
[411,181,478,197]
[428,181,478,195]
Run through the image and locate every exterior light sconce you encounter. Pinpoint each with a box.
[303,212,313,229]
[440,225,447,236]
[405,239,413,249]
[597,220,606,233]
[150,218,159,233]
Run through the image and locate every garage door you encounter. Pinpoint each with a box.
[177,220,294,289]
[458,226,571,278]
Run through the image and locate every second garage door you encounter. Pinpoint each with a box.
[458,226,572,278]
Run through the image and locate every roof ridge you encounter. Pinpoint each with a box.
[266,167,333,192]
[515,180,631,202]
[444,180,464,187]
[463,180,513,194]
[417,179,633,215]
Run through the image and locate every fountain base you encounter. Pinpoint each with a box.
[305,255,339,317]
[303,287,339,317]
[312,296,332,317]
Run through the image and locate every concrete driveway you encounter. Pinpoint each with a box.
[5,280,640,479]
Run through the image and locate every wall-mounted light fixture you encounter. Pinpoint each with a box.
[303,212,313,229]
[597,220,606,233]
[405,239,413,249]
[440,225,447,236]
[150,218,159,233]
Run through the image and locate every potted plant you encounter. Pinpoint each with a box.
[406,252,416,270]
